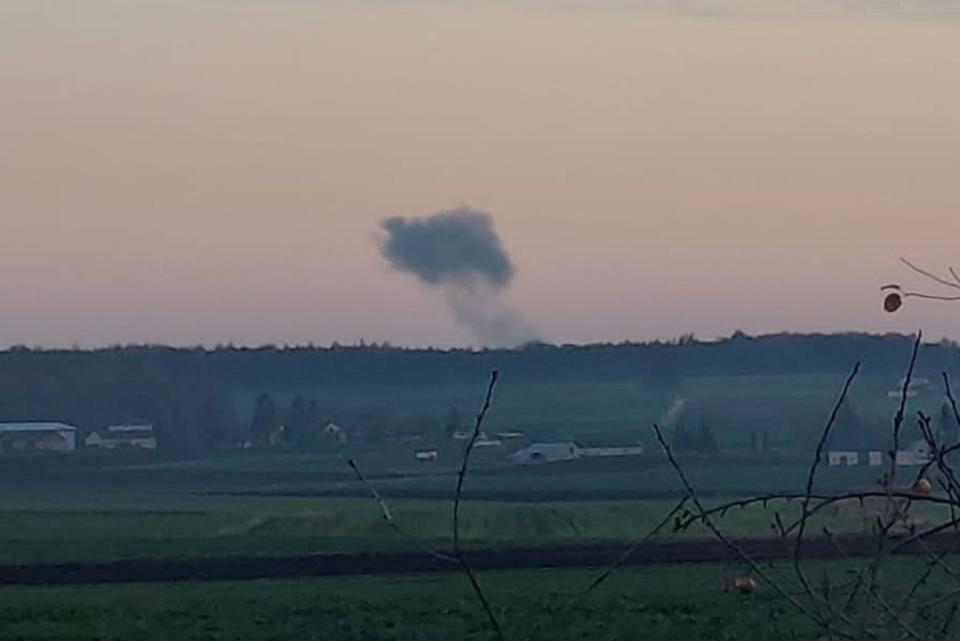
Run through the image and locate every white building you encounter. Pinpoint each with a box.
[828,451,859,466]
[415,449,438,461]
[323,422,347,444]
[580,444,645,458]
[0,422,77,452]
[867,451,884,467]
[508,442,581,465]
[85,424,157,450]
[896,441,933,466]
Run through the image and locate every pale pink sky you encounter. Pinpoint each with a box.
[1,1,958,347]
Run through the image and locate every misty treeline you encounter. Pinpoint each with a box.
[0,332,957,450]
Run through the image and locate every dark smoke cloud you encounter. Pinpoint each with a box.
[379,207,539,347]
[381,208,514,289]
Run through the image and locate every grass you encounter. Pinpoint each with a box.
[0,447,905,566]
[0,565,816,641]
[3,555,955,641]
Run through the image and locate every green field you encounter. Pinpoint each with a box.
[0,448,919,566]
[0,566,838,641]
[4,555,957,641]
[0,417,939,641]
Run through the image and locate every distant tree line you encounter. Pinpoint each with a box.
[0,333,956,451]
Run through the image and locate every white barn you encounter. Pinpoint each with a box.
[896,441,933,466]
[828,451,859,466]
[85,424,157,450]
[580,444,645,458]
[0,422,77,452]
[508,442,580,465]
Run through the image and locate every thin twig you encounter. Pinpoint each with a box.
[347,458,457,563]
[944,373,960,446]
[901,292,960,302]
[452,371,504,641]
[889,332,922,491]
[583,494,689,594]
[672,491,960,533]
[652,424,854,639]
[901,258,960,292]
[794,363,861,599]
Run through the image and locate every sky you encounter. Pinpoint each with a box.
[1,0,959,348]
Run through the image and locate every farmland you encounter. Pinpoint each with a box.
[3,556,958,641]
[0,337,951,639]
[0,566,810,641]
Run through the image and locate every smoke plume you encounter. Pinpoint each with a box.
[380,207,539,347]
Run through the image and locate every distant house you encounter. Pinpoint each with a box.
[508,442,580,465]
[826,447,929,468]
[0,422,77,452]
[415,449,438,461]
[326,422,348,444]
[887,376,932,399]
[579,443,645,459]
[828,451,859,467]
[896,441,933,466]
[85,424,157,450]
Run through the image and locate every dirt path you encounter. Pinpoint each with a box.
[1,535,955,586]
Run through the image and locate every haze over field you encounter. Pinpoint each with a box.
[1,0,958,347]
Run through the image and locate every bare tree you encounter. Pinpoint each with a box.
[350,371,505,640]
[638,332,960,640]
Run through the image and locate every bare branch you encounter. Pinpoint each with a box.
[651,424,852,638]
[350,371,504,641]
[452,370,504,641]
[888,332,922,492]
[901,292,960,302]
[453,370,499,551]
[583,494,689,594]
[794,362,861,599]
[347,458,457,563]
[901,258,960,292]
[673,491,960,533]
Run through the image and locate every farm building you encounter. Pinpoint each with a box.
[508,442,580,465]
[0,422,77,452]
[828,451,859,467]
[827,446,929,468]
[887,376,931,399]
[896,441,933,466]
[415,449,438,461]
[324,422,348,444]
[579,443,644,458]
[85,424,157,450]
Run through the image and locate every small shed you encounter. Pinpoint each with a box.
[579,443,645,458]
[508,442,580,465]
[896,441,932,466]
[85,424,157,450]
[0,422,77,452]
[828,451,859,467]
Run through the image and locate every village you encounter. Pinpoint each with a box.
[0,418,936,470]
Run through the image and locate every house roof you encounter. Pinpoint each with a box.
[0,422,77,433]
[518,442,578,454]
